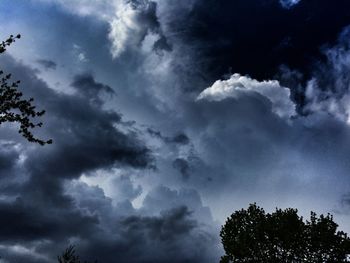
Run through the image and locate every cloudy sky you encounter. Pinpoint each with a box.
[1,0,350,262]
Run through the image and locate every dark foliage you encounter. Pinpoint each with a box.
[0,34,52,145]
[58,246,97,263]
[220,203,350,263]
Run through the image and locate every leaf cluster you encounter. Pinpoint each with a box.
[0,35,52,145]
[58,246,97,263]
[220,204,350,263]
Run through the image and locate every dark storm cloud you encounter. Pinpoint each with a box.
[186,93,293,191]
[170,133,190,145]
[165,0,350,84]
[71,73,116,110]
[0,142,19,175]
[10,58,152,211]
[130,0,172,52]
[0,197,98,242]
[72,73,115,99]
[13,66,153,180]
[0,54,150,242]
[36,59,57,70]
[72,185,220,263]
[0,55,220,263]
[141,186,214,224]
[0,142,23,196]
[121,206,196,242]
[128,0,159,29]
[147,128,190,145]
[172,158,190,180]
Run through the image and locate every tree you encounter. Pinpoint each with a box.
[220,203,350,263]
[0,34,52,145]
[58,246,97,263]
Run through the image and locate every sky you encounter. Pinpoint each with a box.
[1,0,350,262]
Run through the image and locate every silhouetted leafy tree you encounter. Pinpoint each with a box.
[220,203,350,263]
[0,34,52,145]
[58,246,97,263]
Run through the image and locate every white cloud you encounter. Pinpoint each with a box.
[73,44,88,63]
[108,2,145,57]
[303,27,350,124]
[35,0,165,58]
[279,0,301,9]
[197,73,296,119]
[0,244,50,262]
[34,0,116,19]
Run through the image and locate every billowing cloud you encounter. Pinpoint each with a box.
[109,0,171,57]
[198,73,296,119]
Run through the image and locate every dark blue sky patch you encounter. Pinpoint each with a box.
[168,0,350,82]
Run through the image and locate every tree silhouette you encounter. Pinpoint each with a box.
[58,246,97,263]
[220,203,350,263]
[0,34,52,145]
